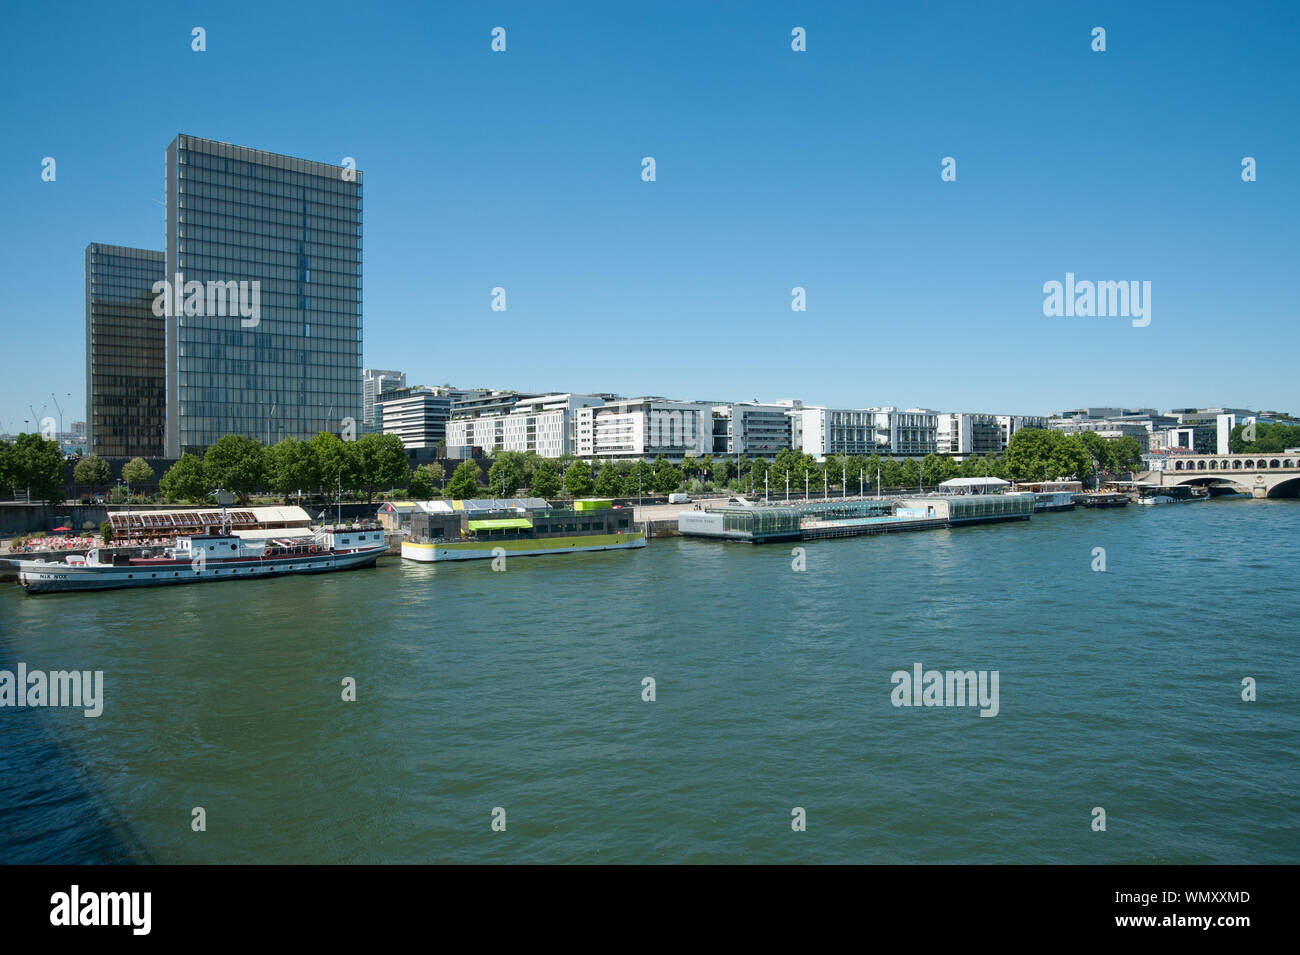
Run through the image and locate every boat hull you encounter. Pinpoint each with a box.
[402,532,646,562]
[11,547,384,594]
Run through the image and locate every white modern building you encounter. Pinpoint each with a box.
[446,393,607,457]
[576,398,711,462]
[791,407,881,459]
[712,402,794,459]
[936,413,1004,456]
[866,407,939,456]
[379,386,485,450]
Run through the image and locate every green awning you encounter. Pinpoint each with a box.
[467,518,533,530]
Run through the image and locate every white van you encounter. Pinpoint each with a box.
[668,492,692,504]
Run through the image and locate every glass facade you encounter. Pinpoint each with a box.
[165,135,363,455]
[85,244,165,457]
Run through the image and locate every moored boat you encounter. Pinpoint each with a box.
[1132,484,1210,505]
[402,499,645,562]
[9,523,387,594]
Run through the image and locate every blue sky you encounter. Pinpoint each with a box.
[2,0,1297,435]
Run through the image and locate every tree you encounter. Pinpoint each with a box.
[488,452,526,497]
[563,460,594,497]
[652,456,683,494]
[203,435,265,501]
[159,453,210,503]
[99,520,114,543]
[10,433,65,503]
[121,457,155,488]
[1109,436,1143,473]
[621,459,653,497]
[407,463,442,499]
[445,459,483,500]
[74,454,111,496]
[711,459,731,487]
[310,431,355,497]
[530,459,561,498]
[594,463,622,497]
[266,437,320,499]
[352,432,409,503]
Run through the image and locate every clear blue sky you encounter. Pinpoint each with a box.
[2,0,1297,435]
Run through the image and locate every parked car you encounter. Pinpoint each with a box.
[668,492,692,504]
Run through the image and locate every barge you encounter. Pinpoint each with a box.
[401,499,645,562]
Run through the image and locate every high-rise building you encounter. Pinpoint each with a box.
[363,368,406,432]
[85,244,166,457]
[164,135,363,455]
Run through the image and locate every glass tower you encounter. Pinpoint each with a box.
[85,244,166,458]
[164,135,363,456]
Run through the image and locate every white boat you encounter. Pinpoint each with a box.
[1132,485,1210,505]
[9,524,386,594]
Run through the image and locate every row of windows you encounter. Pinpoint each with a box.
[180,150,362,192]
[164,272,362,300]
[180,208,362,240]
[177,228,362,255]
[179,188,360,217]
[177,241,362,269]
[178,177,361,212]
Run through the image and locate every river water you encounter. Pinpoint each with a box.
[2,498,1296,863]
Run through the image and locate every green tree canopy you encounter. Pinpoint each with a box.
[160,453,210,503]
[530,458,561,498]
[9,434,65,504]
[310,432,356,495]
[1231,421,1300,454]
[266,436,321,498]
[203,434,266,502]
[488,452,526,497]
[74,454,111,493]
[620,459,654,497]
[563,460,594,497]
[407,463,442,499]
[352,432,410,503]
[594,463,622,497]
[121,457,155,487]
[445,459,483,500]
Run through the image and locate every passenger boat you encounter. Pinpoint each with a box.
[1132,484,1210,505]
[402,500,645,562]
[8,522,387,594]
[1033,491,1077,512]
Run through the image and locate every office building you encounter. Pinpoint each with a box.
[379,385,486,451]
[85,243,166,457]
[712,402,794,459]
[575,398,711,462]
[936,413,1004,457]
[446,393,607,457]
[866,408,939,456]
[363,369,406,432]
[164,134,363,455]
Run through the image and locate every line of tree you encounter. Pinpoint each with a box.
[157,432,410,504]
[1230,422,1300,454]
[2,427,1146,508]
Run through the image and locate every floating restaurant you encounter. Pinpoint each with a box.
[677,493,1034,544]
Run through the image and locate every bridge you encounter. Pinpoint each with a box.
[1136,453,1300,498]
